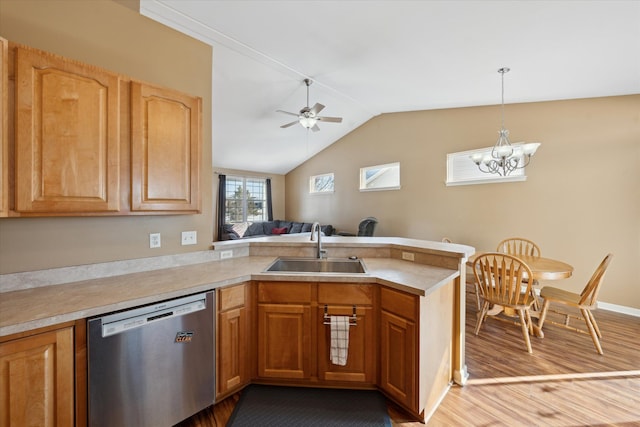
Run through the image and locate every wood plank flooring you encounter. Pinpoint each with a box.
[178,283,640,426]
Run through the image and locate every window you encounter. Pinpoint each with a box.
[309,173,334,194]
[359,162,400,191]
[446,146,527,186]
[225,176,268,223]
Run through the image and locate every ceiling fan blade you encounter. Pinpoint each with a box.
[280,121,299,129]
[310,123,321,132]
[309,103,325,115]
[316,116,343,123]
[276,110,300,117]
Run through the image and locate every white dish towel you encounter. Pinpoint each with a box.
[330,315,350,366]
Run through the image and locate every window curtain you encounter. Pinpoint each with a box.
[217,174,226,241]
[266,178,273,221]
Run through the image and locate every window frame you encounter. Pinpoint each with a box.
[224,175,268,223]
[309,172,335,194]
[446,146,529,186]
[359,162,401,192]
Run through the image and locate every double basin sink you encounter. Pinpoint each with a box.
[264,257,367,274]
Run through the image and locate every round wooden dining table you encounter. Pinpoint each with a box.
[468,253,574,281]
[467,252,574,338]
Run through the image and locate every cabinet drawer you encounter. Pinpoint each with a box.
[318,283,373,305]
[257,282,312,303]
[219,283,246,311]
[380,286,417,321]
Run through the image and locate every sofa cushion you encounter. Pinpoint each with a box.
[301,222,313,232]
[245,222,265,236]
[262,221,279,235]
[289,222,303,233]
[271,227,288,235]
[279,221,293,232]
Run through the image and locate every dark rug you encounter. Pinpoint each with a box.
[226,384,392,427]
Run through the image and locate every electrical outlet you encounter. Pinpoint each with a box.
[181,231,197,246]
[149,233,161,248]
[220,250,233,259]
[402,251,415,261]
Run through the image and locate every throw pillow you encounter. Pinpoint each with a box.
[271,227,288,235]
[231,222,250,238]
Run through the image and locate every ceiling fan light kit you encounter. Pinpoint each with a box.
[277,78,343,132]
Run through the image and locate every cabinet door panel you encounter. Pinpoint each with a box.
[380,310,416,410]
[131,82,201,212]
[317,305,375,384]
[15,46,120,213]
[257,304,311,380]
[218,306,248,395]
[0,327,74,427]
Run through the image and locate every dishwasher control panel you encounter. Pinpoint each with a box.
[100,293,207,337]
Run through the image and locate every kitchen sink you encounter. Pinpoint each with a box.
[264,257,367,274]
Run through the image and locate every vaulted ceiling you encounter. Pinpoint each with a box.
[140,1,640,175]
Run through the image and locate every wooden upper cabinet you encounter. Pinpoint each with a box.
[14,46,121,213]
[0,38,7,217]
[130,82,201,212]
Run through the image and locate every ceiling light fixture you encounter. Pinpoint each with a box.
[471,67,540,176]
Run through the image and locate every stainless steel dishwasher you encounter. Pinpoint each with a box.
[87,291,215,427]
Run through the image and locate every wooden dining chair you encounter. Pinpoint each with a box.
[537,254,613,355]
[473,253,537,353]
[496,237,541,257]
[497,237,542,309]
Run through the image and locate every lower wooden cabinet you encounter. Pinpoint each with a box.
[257,303,312,380]
[380,310,416,408]
[0,326,75,427]
[379,286,418,411]
[317,284,376,384]
[255,282,377,386]
[217,283,251,398]
[256,281,313,381]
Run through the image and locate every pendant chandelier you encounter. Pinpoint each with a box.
[471,67,540,176]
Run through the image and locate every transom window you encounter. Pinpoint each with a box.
[359,162,401,191]
[225,176,268,223]
[309,173,334,194]
[446,146,527,186]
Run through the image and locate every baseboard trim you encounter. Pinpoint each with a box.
[598,301,640,317]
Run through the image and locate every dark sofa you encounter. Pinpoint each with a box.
[220,220,334,240]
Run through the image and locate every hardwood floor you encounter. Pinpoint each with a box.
[423,285,640,426]
[179,284,640,426]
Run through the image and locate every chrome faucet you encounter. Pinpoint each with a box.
[310,222,327,259]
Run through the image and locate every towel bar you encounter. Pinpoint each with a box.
[323,304,357,326]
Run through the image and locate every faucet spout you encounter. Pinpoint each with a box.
[310,222,326,259]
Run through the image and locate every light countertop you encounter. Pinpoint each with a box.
[1,237,474,337]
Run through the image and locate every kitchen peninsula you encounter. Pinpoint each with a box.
[0,236,474,424]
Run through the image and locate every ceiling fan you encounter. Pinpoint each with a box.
[277,79,343,132]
